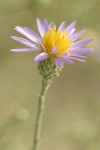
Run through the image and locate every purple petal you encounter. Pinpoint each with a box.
[69,48,94,55]
[37,18,44,37]
[65,21,76,34]
[43,19,48,32]
[11,36,39,49]
[10,48,37,52]
[69,28,76,35]
[51,46,58,53]
[39,41,46,51]
[54,58,62,67]
[70,29,86,41]
[14,26,40,43]
[49,22,54,28]
[34,52,48,62]
[68,56,86,62]
[24,27,41,39]
[57,21,66,31]
[68,54,87,58]
[59,57,74,64]
[71,39,93,49]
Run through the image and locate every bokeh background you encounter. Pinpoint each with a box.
[0,0,100,150]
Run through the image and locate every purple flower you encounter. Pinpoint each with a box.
[10,18,93,67]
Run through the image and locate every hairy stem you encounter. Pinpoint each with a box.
[32,79,51,150]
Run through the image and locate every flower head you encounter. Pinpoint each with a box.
[10,18,93,67]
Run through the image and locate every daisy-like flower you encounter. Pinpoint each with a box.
[10,18,93,67]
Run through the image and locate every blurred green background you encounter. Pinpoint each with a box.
[0,0,100,150]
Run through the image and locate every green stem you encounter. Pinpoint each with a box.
[32,78,51,150]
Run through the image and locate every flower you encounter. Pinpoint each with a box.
[10,18,93,67]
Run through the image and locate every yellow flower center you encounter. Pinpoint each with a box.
[42,26,72,56]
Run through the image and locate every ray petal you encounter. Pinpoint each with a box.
[69,48,94,55]
[11,36,39,49]
[59,57,74,64]
[34,52,48,62]
[54,58,62,67]
[10,48,38,52]
[49,22,54,28]
[65,21,77,34]
[58,21,66,31]
[51,46,58,53]
[43,19,49,32]
[14,26,40,43]
[71,39,93,48]
[24,27,41,39]
[37,18,44,37]
[68,56,86,62]
[70,29,86,41]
